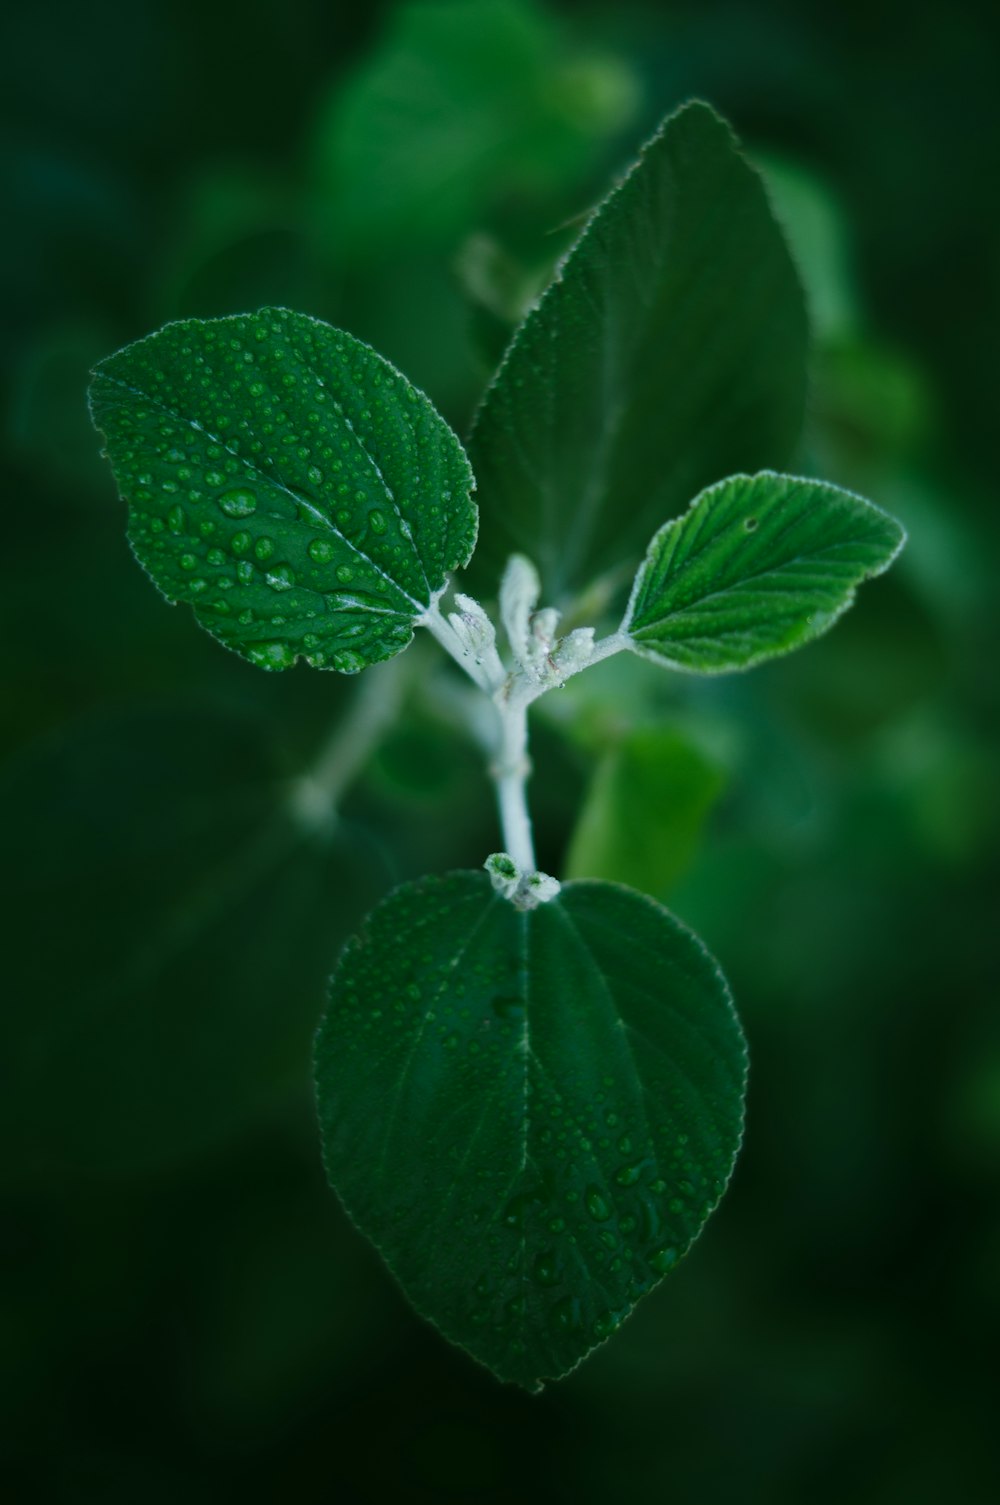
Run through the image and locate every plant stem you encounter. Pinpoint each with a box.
[421,594,630,874]
[289,656,407,829]
[520,630,630,709]
[419,600,505,693]
[492,693,535,871]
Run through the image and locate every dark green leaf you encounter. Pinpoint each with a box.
[89,307,476,673]
[466,101,808,603]
[314,871,746,1389]
[565,727,726,894]
[624,471,906,673]
[0,706,386,1175]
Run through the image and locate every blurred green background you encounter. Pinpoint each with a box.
[2,0,998,1500]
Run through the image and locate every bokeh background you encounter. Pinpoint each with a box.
[2,1,998,1500]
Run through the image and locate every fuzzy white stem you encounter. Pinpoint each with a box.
[289,657,406,828]
[419,599,506,693]
[517,630,631,710]
[422,576,632,875]
[492,694,535,872]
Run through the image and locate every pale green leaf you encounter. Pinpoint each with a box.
[624,471,906,674]
[314,872,746,1389]
[565,727,726,894]
[89,307,476,673]
[466,101,808,603]
[312,0,637,252]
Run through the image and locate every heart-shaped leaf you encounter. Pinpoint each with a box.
[466,101,808,604]
[314,871,746,1389]
[89,307,477,672]
[623,471,907,673]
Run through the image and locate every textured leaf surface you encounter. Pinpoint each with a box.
[466,101,808,603]
[624,471,906,673]
[565,728,725,894]
[89,307,476,672]
[314,872,746,1389]
[0,707,385,1174]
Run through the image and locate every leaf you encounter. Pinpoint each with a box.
[89,307,476,673]
[311,0,637,253]
[755,155,858,340]
[314,871,746,1389]
[466,101,808,604]
[0,705,386,1175]
[565,727,726,894]
[623,471,907,674]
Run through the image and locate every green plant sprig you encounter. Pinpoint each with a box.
[90,101,905,1390]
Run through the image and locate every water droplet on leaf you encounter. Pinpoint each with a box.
[219,487,257,518]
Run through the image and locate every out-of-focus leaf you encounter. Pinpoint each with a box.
[565,727,725,894]
[467,103,809,604]
[315,871,745,1389]
[154,165,322,321]
[814,337,934,465]
[89,308,476,673]
[455,232,557,371]
[0,706,386,1175]
[310,0,638,253]
[756,154,858,340]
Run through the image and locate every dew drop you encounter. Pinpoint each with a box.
[246,640,295,670]
[650,1246,678,1274]
[334,563,354,584]
[368,509,388,535]
[549,1296,583,1334]
[230,531,251,556]
[167,505,185,535]
[332,650,365,673]
[585,1186,612,1222]
[533,1251,559,1287]
[265,564,295,592]
[308,538,336,564]
[502,1193,528,1228]
[593,1311,617,1340]
[254,537,275,561]
[219,487,257,518]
